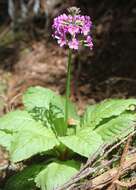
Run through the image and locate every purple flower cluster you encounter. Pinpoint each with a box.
[52,12,93,50]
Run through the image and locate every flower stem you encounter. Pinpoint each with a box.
[65,49,72,127]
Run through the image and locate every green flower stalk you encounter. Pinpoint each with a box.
[52,7,93,129]
[65,49,72,125]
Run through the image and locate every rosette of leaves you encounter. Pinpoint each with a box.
[0,86,136,190]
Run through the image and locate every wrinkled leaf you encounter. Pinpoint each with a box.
[23,86,79,120]
[81,104,96,128]
[10,127,59,163]
[96,113,136,142]
[23,86,62,110]
[60,128,103,158]
[35,160,80,190]
[82,99,136,129]
[0,110,41,133]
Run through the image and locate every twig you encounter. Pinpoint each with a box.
[94,130,136,166]
[8,93,22,110]
[56,131,136,190]
[9,93,22,105]
[115,177,136,188]
[79,144,107,175]
[85,152,136,190]
[99,77,136,86]
[107,136,132,190]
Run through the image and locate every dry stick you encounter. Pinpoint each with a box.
[116,136,132,182]
[8,93,22,111]
[115,177,136,188]
[57,131,136,190]
[78,150,136,190]
[77,148,136,190]
[79,144,107,175]
[86,152,136,190]
[72,153,136,190]
[75,158,119,189]
[93,130,136,167]
[107,136,132,190]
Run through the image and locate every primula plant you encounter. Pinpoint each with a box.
[52,7,93,50]
[1,7,136,190]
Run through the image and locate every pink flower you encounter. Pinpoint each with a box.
[82,26,90,35]
[86,36,93,49]
[52,7,93,50]
[68,25,79,35]
[57,35,67,47]
[68,38,79,50]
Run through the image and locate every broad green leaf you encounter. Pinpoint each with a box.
[82,99,136,129]
[53,117,67,136]
[10,127,59,163]
[81,104,96,127]
[4,164,45,190]
[23,86,62,110]
[29,104,67,136]
[0,130,13,150]
[0,110,41,132]
[35,160,80,190]
[59,128,103,158]
[23,86,79,120]
[96,113,136,142]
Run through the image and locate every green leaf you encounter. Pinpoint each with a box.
[0,130,13,150]
[81,104,96,128]
[29,104,67,136]
[23,86,62,110]
[53,117,67,136]
[35,160,80,190]
[0,110,41,133]
[10,127,59,163]
[4,164,45,190]
[96,113,136,142]
[82,99,136,129]
[23,86,79,121]
[59,128,103,158]
[0,110,60,159]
